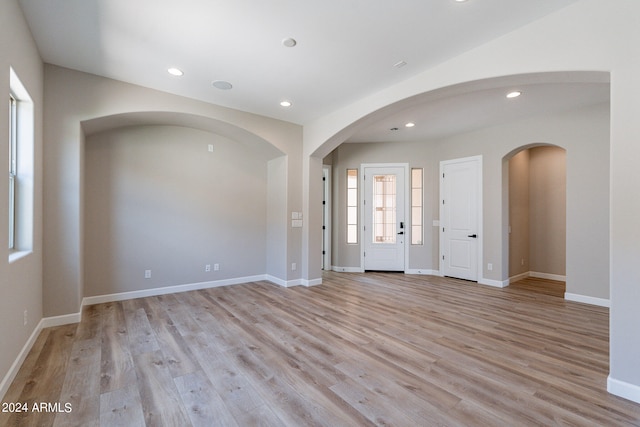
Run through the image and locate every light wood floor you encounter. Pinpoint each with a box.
[2,273,640,426]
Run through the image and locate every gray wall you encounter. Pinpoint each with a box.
[508,149,530,277]
[0,0,44,393]
[84,125,269,296]
[330,102,608,300]
[509,146,567,278]
[43,65,303,317]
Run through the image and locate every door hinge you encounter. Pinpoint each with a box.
[322,250,326,255]
[322,226,326,230]
[364,251,366,257]
[442,227,445,233]
[442,255,445,260]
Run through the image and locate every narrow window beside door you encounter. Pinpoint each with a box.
[346,169,358,244]
[8,94,17,249]
[411,168,423,245]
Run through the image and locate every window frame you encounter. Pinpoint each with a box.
[346,168,358,244]
[8,93,17,249]
[411,167,423,245]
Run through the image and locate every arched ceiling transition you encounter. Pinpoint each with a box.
[317,71,610,156]
[81,111,285,160]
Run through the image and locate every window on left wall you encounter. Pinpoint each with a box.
[8,68,34,260]
[8,93,17,249]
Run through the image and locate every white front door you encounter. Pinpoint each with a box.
[363,165,407,271]
[440,156,482,281]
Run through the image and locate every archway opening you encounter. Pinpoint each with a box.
[506,144,566,297]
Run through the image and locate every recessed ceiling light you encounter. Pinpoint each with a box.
[506,91,522,99]
[280,100,292,107]
[394,60,407,69]
[455,0,469,3]
[405,122,415,128]
[390,127,399,131]
[282,38,297,48]
[212,80,233,90]
[167,67,183,77]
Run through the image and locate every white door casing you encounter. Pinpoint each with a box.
[362,164,408,272]
[322,166,331,270]
[440,156,482,281]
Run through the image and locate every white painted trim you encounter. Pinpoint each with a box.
[82,275,268,306]
[439,155,483,282]
[41,312,81,328]
[509,271,530,283]
[565,293,610,308]
[608,376,640,404]
[302,278,323,287]
[332,266,364,273]
[322,165,332,272]
[360,163,410,273]
[0,319,45,400]
[0,309,84,400]
[530,271,567,282]
[405,269,440,276]
[479,278,509,288]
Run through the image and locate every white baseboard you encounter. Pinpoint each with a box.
[41,312,82,328]
[479,278,509,288]
[565,292,610,308]
[266,275,298,288]
[0,320,44,400]
[0,310,81,401]
[509,271,530,283]
[302,278,322,287]
[530,271,567,282]
[405,269,439,276]
[332,266,364,273]
[82,274,269,306]
[608,376,640,404]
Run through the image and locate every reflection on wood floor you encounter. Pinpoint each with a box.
[2,272,639,426]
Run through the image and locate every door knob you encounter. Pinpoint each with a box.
[468,234,477,238]
[398,231,404,235]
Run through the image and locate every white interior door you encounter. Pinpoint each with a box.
[440,156,482,281]
[322,166,331,270]
[363,165,406,271]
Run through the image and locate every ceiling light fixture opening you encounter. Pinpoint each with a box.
[280,100,292,107]
[405,122,415,128]
[506,91,522,99]
[282,38,297,48]
[212,80,233,90]
[390,127,399,131]
[167,67,184,77]
[394,60,407,69]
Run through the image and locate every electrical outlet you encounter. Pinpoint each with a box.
[521,258,525,266]
[144,270,151,279]
[291,262,297,271]
[205,264,211,272]
[487,263,493,271]
[23,310,28,326]
[214,264,220,271]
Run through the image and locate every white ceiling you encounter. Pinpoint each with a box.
[19,0,609,143]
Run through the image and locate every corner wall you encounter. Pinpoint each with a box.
[43,65,303,317]
[303,0,639,401]
[0,0,44,397]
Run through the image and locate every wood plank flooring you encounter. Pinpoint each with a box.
[2,272,640,426]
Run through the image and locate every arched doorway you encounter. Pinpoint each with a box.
[506,144,566,295]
